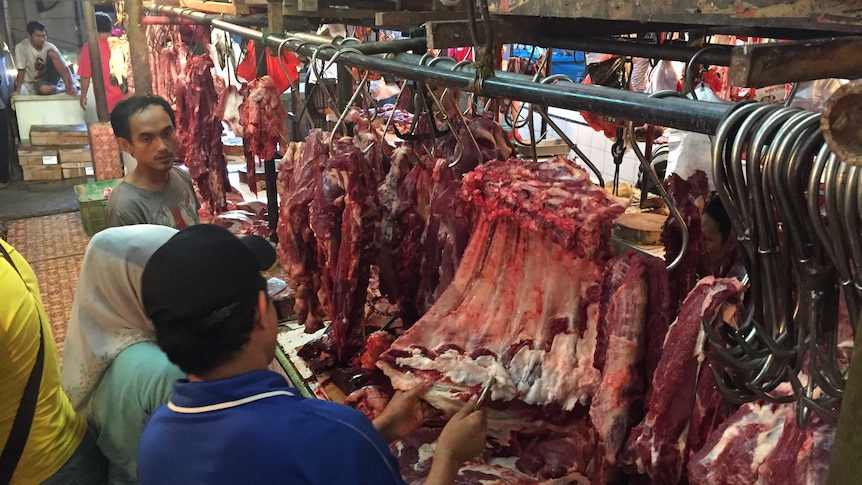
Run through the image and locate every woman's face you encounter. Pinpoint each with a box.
[702,214,724,274]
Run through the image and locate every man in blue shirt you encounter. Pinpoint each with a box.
[137,224,486,484]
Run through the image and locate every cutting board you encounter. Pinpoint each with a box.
[613,212,667,245]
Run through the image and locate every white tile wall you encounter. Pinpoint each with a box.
[510,106,646,186]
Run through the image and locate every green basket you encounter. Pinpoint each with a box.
[74,179,120,236]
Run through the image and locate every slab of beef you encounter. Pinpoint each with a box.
[276,134,327,332]
[392,424,591,485]
[173,53,227,213]
[378,156,628,417]
[311,136,381,360]
[688,398,834,485]
[377,146,434,324]
[343,385,393,420]
[216,83,244,136]
[660,170,710,317]
[625,276,746,485]
[240,75,288,193]
[589,252,649,467]
[643,256,672,399]
[147,28,188,108]
[414,113,514,312]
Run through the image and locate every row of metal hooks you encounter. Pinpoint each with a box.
[707,100,861,426]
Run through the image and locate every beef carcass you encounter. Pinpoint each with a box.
[240,75,289,193]
[216,84,244,136]
[344,385,393,420]
[311,136,380,359]
[661,170,710,317]
[625,276,746,485]
[688,398,834,485]
[276,134,327,332]
[378,156,628,418]
[589,252,649,466]
[377,146,434,324]
[173,53,227,213]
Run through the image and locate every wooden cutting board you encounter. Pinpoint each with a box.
[613,212,667,245]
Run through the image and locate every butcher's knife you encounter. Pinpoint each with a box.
[473,377,494,412]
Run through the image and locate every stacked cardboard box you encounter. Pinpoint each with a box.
[18,141,61,181]
[22,124,94,181]
[59,145,94,179]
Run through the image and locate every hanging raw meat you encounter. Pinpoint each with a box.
[624,276,746,485]
[378,156,629,417]
[276,133,327,332]
[311,135,381,359]
[240,75,288,192]
[688,398,834,485]
[661,170,710,317]
[173,53,227,213]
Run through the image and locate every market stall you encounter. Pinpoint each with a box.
[133,1,862,481]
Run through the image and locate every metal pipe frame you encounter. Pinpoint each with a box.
[145,3,732,135]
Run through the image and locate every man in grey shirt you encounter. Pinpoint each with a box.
[107,95,200,229]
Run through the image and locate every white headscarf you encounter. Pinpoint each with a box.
[62,225,178,412]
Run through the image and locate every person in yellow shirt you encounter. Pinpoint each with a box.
[0,239,106,484]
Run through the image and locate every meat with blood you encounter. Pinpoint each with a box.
[660,170,710,317]
[240,75,289,192]
[625,276,746,485]
[276,134,327,332]
[379,156,628,418]
[173,52,227,213]
[589,252,649,467]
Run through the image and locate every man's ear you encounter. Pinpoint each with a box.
[116,137,132,154]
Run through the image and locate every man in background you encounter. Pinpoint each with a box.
[11,21,75,96]
[78,12,125,112]
[107,95,199,228]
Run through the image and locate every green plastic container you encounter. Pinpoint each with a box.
[74,179,120,236]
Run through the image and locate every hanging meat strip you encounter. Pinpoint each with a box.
[240,75,288,193]
[173,53,227,213]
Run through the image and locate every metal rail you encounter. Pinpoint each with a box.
[145,3,731,135]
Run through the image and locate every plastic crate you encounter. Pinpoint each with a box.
[74,179,120,236]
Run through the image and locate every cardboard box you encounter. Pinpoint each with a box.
[61,162,94,179]
[17,142,59,167]
[29,124,90,146]
[59,145,92,164]
[23,164,62,181]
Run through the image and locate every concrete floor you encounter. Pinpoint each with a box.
[0,176,83,239]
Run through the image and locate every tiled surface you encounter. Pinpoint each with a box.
[541,107,642,185]
[6,212,89,361]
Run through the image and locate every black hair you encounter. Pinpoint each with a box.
[110,95,176,141]
[95,12,113,34]
[705,194,732,243]
[26,21,46,35]
[152,281,266,376]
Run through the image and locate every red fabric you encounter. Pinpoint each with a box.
[447,47,473,62]
[78,38,125,112]
[580,73,624,140]
[236,41,300,94]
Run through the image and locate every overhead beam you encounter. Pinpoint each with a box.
[729,37,862,87]
[375,11,466,26]
[426,18,733,65]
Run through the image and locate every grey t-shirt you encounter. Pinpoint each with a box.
[106,167,200,229]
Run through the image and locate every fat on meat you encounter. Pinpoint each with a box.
[625,276,746,485]
[378,157,628,419]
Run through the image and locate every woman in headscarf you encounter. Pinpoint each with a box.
[62,225,186,485]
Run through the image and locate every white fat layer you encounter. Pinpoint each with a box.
[416,443,437,468]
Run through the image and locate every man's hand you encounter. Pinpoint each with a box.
[423,396,488,485]
[79,95,87,109]
[65,84,77,96]
[10,90,18,98]
[436,395,487,464]
[373,381,433,443]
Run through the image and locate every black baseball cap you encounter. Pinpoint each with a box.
[142,224,277,324]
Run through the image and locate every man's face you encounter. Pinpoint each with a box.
[118,105,177,173]
[29,29,46,49]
